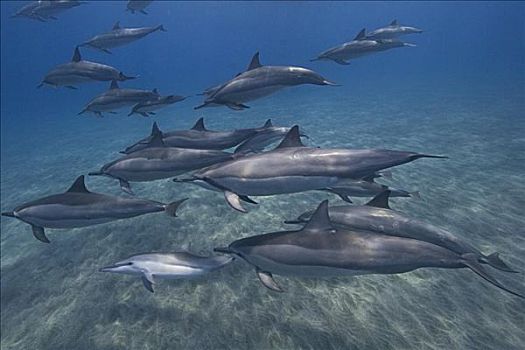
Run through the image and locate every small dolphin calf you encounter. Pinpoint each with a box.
[1,176,187,243]
[100,252,234,292]
[81,21,166,54]
[39,47,135,89]
[312,29,415,65]
[195,52,337,110]
[126,0,154,14]
[366,19,423,40]
[79,80,160,117]
[215,200,523,298]
[90,130,235,194]
[186,126,446,212]
[11,1,85,22]
[285,191,516,273]
[122,118,270,154]
[128,95,187,117]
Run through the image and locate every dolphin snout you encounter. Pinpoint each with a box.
[322,80,340,86]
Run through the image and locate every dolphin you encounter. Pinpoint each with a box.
[195,52,337,110]
[366,19,423,40]
[233,120,308,154]
[11,1,85,22]
[78,80,160,117]
[128,95,187,117]
[126,0,154,14]
[321,174,419,203]
[122,118,271,154]
[100,252,234,292]
[311,28,415,65]
[214,200,523,298]
[0,176,187,243]
[80,21,166,54]
[184,126,447,212]
[38,47,136,89]
[285,191,517,273]
[89,130,235,194]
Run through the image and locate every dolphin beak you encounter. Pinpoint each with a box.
[404,43,417,47]
[322,80,340,86]
[99,266,116,273]
[284,219,303,225]
[214,247,234,255]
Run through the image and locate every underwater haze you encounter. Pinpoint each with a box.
[1,1,525,349]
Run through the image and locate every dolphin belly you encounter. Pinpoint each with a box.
[218,85,285,103]
[214,176,339,196]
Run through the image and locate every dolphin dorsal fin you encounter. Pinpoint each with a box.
[66,175,90,193]
[366,190,391,209]
[303,200,335,232]
[151,122,162,136]
[191,117,207,131]
[72,47,81,62]
[275,126,304,149]
[109,80,119,90]
[113,21,121,30]
[354,28,366,41]
[263,119,273,128]
[390,19,398,26]
[146,128,165,148]
[247,52,262,71]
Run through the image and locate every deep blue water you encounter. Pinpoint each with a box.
[1,1,524,349]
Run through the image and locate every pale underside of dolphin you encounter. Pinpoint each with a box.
[185,125,447,212]
[100,252,234,292]
[1,176,187,243]
[195,52,338,110]
[128,95,187,117]
[90,129,235,194]
[214,200,523,298]
[80,21,166,54]
[38,47,135,89]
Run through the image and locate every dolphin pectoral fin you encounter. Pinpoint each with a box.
[140,10,148,15]
[256,269,284,292]
[226,103,249,111]
[224,191,247,213]
[119,179,134,195]
[239,195,258,205]
[333,58,350,65]
[141,273,155,293]
[31,225,50,243]
[462,253,524,298]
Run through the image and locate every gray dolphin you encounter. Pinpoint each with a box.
[126,0,153,14]
[128,95,187,117]
[285,191,516,273]
[321,174,419,203]
[366,19,423,40]
[100,252,233,292]
[0,176,187,243]
[195,52,337,110]
[38,47,136,89]
[311,28,415,65]
[184,126,446,212]
[80,21,166,54]
[233,120,308,154]
[78,80,160,117]
[122,118,271,154]
[214,200,523,298]
[11,1,85,22]
[89,130,235,194]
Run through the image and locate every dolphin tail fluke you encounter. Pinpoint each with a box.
[37,82,45,89]
[157,25,166,32]
[32,225,50,243]
[484,253,519,273]
[1,211,15,217]
[127,111,135,117]
[119,179,134,195]
[310,57,321,62]
[462,253,524,298]
[165,198,188,217]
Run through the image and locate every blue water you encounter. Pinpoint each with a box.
[1,1,524,349]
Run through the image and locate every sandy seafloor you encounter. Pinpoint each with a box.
[1,80,525,349]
